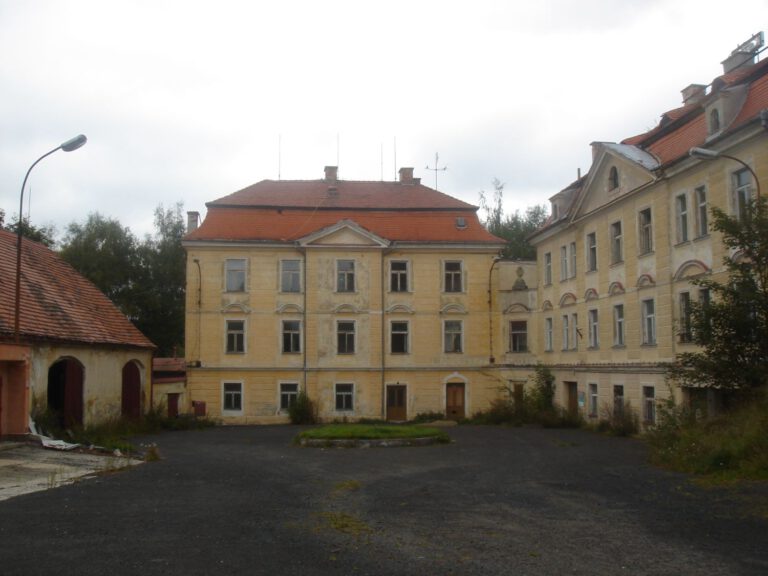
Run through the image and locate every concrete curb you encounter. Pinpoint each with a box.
[298,436,447,448]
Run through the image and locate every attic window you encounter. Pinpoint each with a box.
[608,166,619,191]
[709,109,721,134]
[455,217,467,229]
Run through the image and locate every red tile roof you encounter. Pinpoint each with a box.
[189,180,503,245]
[0,229,155,349]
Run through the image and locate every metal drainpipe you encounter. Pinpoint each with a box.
[488,256,502,364]
[301,247,308,393]
[381,249,387,419]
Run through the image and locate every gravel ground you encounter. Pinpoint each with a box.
[0,425,766,576]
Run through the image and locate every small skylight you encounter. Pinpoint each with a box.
[456,217,467,229]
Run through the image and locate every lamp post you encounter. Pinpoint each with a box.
[14,134,87,342]
[689,146,761,199]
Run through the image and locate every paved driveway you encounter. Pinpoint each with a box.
[0,425,766,576]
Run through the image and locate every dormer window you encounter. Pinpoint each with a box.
[455,217,467,229]
[608,166,619,191]
[709,108,721,134]
[551,203,559,219]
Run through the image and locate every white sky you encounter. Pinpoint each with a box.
[0,0,765,239]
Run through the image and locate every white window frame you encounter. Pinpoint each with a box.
[281,319,302,354]
[390,320,409,354]
[279,382,299,412]
[337,320,356,355]
[570,312,579,351]
[675,193,689,243]
[509,320,528,353]
[642,298,656,345]
[390,260,410,293]
[643,386,656,424]
[733,168,752,220]
[222,381,243,415]
[225,258,247,292]
[610,221,623,264]
[586,232,597,272]
[695,186,708,237]
[569,242,577,279]
[638,208,653,255]
[280,259,302,293]
[443,260,464,293]
[225,319,246,354]
[561,314,570,351]
[335,383,354,412]
[613,304,625,347]
[560,245,568,281]
[544,252,552,285]
[443,319,464,353]
[336,259,356,293]
[544,317,553,352]
[588,308,599,349]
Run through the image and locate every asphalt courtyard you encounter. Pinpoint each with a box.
[1,426,767,576]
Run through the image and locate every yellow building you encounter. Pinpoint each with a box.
[182,167,540,423]
[528,35,768,424]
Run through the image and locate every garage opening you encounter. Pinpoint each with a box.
[47,358,84,428]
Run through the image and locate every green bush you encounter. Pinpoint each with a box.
[288,390,317,424]
[597,401,639,436]
[410,411,447,424]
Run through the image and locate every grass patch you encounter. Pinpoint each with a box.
[316,511,373,536]
[646,390,768,481]
[297,424,449,442]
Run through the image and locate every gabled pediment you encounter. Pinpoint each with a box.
[571,143,659,219]
[298,219,390,248]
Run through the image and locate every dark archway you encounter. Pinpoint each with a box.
[121,361,142,419]
[47,358,84,428]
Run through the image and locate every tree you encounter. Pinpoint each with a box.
[59,213,139,314]
[132,203,187,356]
[669,197,768,392]
[6,214,57,247]
[479,179,548,259]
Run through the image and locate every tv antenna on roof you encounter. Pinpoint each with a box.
[425,152,447,190]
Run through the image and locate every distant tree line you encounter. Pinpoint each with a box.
[1,204,186,357]
[479,178,548,260]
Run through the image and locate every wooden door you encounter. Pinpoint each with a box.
[446,382,465,421]
[565,381,578,415]
[167,393,180,418]
[386,385,407,421]
[121,362,141,419]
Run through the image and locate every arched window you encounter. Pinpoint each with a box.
[608,166,619,190]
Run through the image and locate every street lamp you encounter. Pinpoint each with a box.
[689,146,761,199]
[14,134,87,342]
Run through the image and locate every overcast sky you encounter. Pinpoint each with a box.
[0,0,765,240]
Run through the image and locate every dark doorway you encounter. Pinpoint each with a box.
[121,362,142,419]
[564,381,578,416]
[386,385,407,421]
[47,359,84,428]
[446,382,465,421]
[167,393,180,418]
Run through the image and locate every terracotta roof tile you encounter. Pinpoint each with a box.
[0,229,155,349]
[189,180,503,245]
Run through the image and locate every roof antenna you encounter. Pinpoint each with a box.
[380,142,384,181]
[425,152,447,190]
[278,134,282,180]
[393,136,397,181]
[336,133,340,174]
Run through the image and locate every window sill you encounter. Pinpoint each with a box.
[638,250,655,258]
[282,351,301,355]
[641,343,658,348]
[612,344,626,350]
[609,260,624,268]
[587,346,599,351]
[507,350,529,354]
[225,351,245,355]
[585,269,597,275]
[693,233,710,242]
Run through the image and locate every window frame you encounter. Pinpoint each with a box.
[586,232,597,272]
[679,291,692,343]
[279,382,299,412]
[443,260,464,293]
[390,260,410,293]
[588,383,598,418]
[335,383,354,412]
[337,320,356,355]
[560,245,568,281]
[281,319,302,354]
[544,252,552,286]
[225,258,247,293]
[733,169,752,220]
[608,166,619,191]
[610,221,623,264]
[390,320,409,354]
[336,259,356,293]
[643,386,656,424]
[613,304,625,347]
[676,193,689,244]
[613,384,625,416]
[443,319,463,353]
[638,208,653,255]
[544,317,553,352]
[588,308,599,349]
[641,298,656,345]
[570,313,579,351]
[225,319,246,354]
[561,314,570,351]
[222,381,243,415]
[280,259,302,293]
[509,320,528,353]
[695,186,708,238]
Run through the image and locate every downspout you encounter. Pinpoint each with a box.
[488,256,502,364]
[381,249,387,419]
[301,247,308,393]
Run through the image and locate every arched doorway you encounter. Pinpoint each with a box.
[121,361,142,419]
[48,358,84,428]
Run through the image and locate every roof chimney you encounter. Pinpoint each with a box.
[324,166,338,182]
[721,32,764,74]
[681,84,707,105]
[186,211,200,233]
[398,167,414,183]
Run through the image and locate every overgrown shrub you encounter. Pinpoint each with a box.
[288,390,317,424]
[597,401,640,436]
[410,411,447,424]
